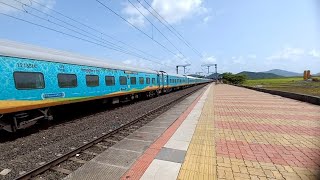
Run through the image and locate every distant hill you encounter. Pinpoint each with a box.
[314,72,320,76]
[264,69,302,77]
[237,71,283,79]
[206,73,220,79]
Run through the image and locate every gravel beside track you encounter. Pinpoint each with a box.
[0,85,205,180]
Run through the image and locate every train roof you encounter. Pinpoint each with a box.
[166,73,186,77]
[0,39,156,74]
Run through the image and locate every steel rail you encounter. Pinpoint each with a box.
[14,84,206,180]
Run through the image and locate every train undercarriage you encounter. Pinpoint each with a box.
[0,108,53,132]
[0,86,192,133]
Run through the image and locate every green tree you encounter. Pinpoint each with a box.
[222,72,247,85]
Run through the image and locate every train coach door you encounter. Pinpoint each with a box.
[157,74,161,88]
[161,73,165,89]
[163,74,168,88]
[158,71,167,92]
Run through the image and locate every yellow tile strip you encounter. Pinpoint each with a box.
[178,85,217,180]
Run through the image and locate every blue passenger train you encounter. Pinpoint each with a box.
[0,40,211,132]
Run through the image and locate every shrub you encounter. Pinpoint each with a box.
[222,73,247,85]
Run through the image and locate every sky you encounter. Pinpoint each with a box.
[0,0,319,75]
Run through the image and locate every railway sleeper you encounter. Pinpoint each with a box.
[68,157,87,164]
[50,166,72,175]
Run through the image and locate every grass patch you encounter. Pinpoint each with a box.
[243,77,320,97]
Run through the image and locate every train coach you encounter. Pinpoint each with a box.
[0,40,210,132]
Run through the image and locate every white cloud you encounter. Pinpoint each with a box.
[266,47,305,60]
[152,0,206,24]
[230,55,256,65]
[266,47,320,62]
[202,55,216,64]
[309,49,320,58]
[232,56,246,64]
[0,0,56,14]
[122,0,208,26]
[122,58,156,71]
[175,53,184,59]
[203,15,211,24]
[247,54,257,59]
[201,9,225,24]
[122,2,149,27]
[122,59,133,65]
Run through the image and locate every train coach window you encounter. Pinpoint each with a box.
[146,77,150,84]
[120,76,127,85]
[58,73,77,88]
[152,78,155,84]
[86,75,99,87]
[105,76,115,86]
[139,77,144,84]
[14,72,45,90]
[131,77,136,85]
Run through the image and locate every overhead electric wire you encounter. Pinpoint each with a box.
[142,0,202,57]
[9,0,158,62]
[1,2,134,55]
[136,0,184,44]
[14,0,122,49]
[0,10,169,67]
[95,0,185,61]
[141,0,203,58]
[144,0,202,56]
[26,0,164,62]
[127,0,188,63]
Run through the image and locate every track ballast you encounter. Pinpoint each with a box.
[0,84,206,180]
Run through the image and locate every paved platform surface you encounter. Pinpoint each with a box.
[65,86,207,180]
[211,85,320,180]
[67,84,320,180]
[124,84,320,180]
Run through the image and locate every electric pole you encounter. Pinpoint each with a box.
[176,64,191,74]
[201,64,218,81]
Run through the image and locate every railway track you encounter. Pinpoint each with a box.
[14,85,206,180]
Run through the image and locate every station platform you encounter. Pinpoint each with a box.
[66,84,320,180]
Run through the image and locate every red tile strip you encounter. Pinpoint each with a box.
[216,140,320,168]
[214,101,304,106]
[120,90,205,180]
[214,105,320,113]
[215,111,319,121]
[216,121,320,136]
